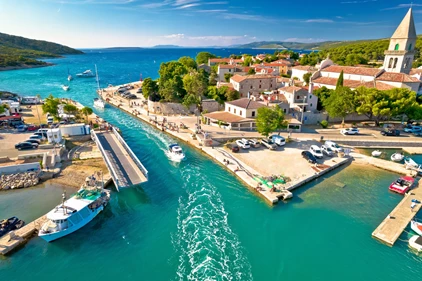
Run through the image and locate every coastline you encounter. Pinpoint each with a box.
[0,63,54,72]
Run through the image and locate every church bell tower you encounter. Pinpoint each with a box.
[383,8,417,74]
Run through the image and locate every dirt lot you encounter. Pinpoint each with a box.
[20,105,47,125]
[229,139,345,182]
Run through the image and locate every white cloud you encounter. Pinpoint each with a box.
[304,19,334,23]
[175,3,200,9]
[221,13,275,22]
[382,3,422,11]
[162,33,185,38]
[140,2,170,8]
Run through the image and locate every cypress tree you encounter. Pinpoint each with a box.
[336,70,344,89]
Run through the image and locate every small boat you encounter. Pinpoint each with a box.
[0,217,25,237]
[93,97,105,109]
[389,176,415,195]
[405,157,420,169]
[67,68,72,81]
[76,69,95,78]
[411,220,422,236]
[391,152,404,162]
[167,143,185,162]
[62,85,70,91]
[372,150,382,157]
[39,188,110,242]
[409,235,422,252]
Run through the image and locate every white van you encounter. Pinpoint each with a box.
[324,141,343,152]
[269,135,286,146]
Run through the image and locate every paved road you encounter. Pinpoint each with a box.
[96,131,146,188]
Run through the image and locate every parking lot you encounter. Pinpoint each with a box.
[0,131,53,158]
[227,139,345,183]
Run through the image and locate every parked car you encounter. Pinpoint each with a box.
[341,128,359,135]
[248,139,260,148]
[136,88,143,93]
[126,94,137,99]
[404,125,417,133]
[381,129,400,136]
[29,134,44,140]
[27,125,39,131]
[39,123,48,128]
[10,121,24,128]
[309,145,324,158]
[324,141,343,152]
[261,139,277,150]
[227,143,240,153]
[17,125,28,132]
[410,126,422,134]
[414,131,422,136]
[33,132,47,138]
[301,151,317,164]
[269,135,286,146]
[15,142,38,150]
[321,145,334,157]
[25,139,41,145]
[236,139,250,149]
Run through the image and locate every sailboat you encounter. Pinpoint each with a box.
[67,68,73,81]
[93,65,105,109]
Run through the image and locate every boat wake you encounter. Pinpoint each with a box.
[173,164,253,281]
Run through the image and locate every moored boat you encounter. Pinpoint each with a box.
[62,85,70,91]
[372,150,382,157]
[93,97,105,109]
[409,235,422,252]
[405,157,420,168]
[76,69,95,78]
[391,152,404,162]
[411,220,422,236]
[0,217,25,237]
[388,176,415,194]
[167,143,185,162]
[38,187,110,242]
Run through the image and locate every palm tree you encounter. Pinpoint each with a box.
[80,106,93,124]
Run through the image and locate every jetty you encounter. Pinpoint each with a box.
[372,180,422,246]
[91,127,148,191]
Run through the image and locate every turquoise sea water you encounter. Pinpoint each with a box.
[0,49,421,280]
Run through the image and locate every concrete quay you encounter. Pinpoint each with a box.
[372,180,422,246]
[99,86,353,205]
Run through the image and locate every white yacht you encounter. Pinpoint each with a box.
[67,68,73,81]
[62,85,70,91]
[93,97,105,109]
[76,70,95,78]
[167,144,185,162]
[39,187,110,242]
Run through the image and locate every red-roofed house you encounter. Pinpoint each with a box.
[230,74,277,97]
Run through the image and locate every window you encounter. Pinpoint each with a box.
[270,84,272,88]
[297,95,300,99]
[409,44,412,51]
[393,58,398,68]
[283,109,286,113]
[234,108,236,114]
[259,85,261,88]
[310,103,313,107]
[252,111,255,117]
[241,85,243,89]
[228,107,231,112]
[395,44,399,50]
[240,110,242,116]
[250,85,253,89]
[310,95,312,99]
[388,58,393,68]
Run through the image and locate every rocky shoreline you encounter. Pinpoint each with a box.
[0,63,53,72]
[0,171,40,190]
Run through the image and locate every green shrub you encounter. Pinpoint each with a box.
[320,120,329,128]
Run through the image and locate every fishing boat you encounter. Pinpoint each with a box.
[0,217,25,237]
[388,176,415,195]
[411,220,422,236]
[409,235,422,252]
[62,85,70,91]
[372,150,382,157]
[76,69,95,78]
[38,187,110,242]
[167,144,185,162]
[391,152,404,162]
[93,97,105,109]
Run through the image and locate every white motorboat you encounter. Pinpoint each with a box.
[372,150,382,157]
[405,157,420,169]
[411,220,422,236]
[93,97,105,109]
[167,144,185,162]
[391,152,404,162]
[409,235,422,252]
[67,68,72,81]
[61,85,70,91]
[76,69,95,78]
[38,187,110,242]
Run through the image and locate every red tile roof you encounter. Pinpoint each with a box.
[218,65,236,69]
[225,98,266,109]
[376,72,420,83]
[409,68,422,75]
[292,65,315,71]
[209,58,231,63]
[279,86,308,95]
[230,74,276,83]
[321,65,383,76]
[313,76,395,90]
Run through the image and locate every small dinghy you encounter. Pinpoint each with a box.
[372,150,382,157]
[167,144,185,162]
[389,176,415,195]
[391,152,404,162]
[409,235,422,252]
[411,220,422,236]
[0,217,25,237]
[62,85,70,91]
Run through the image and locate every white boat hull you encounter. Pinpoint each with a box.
[409,235,422,252]
[391,153,404,162]
[372,150,382,157]
[411,220,422,236]
[39,206,103,242]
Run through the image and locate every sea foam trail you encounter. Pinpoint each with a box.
[173,164,253,281]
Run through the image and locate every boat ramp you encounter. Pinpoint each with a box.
[91,127,148,191]
[372,180,422,246]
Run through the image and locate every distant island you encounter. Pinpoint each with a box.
[152,45,181,49]
[0,32,83,71]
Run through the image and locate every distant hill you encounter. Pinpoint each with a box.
[0,32,82,69]
[152,45,181,49]
[236,41,339,50]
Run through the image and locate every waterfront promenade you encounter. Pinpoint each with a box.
[372,180,422,246]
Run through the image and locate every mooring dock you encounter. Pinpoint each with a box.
[372,180,422,246]
[91,127,148,191]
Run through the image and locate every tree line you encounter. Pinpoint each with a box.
[42,94,93,123]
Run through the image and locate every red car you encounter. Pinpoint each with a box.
[27,125,40,131]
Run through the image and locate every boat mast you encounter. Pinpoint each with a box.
[95,64,100,92]
[62,191,67,214]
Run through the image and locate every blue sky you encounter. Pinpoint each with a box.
[0,0,421,48]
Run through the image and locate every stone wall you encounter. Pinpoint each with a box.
[302,112,370,125]
[148,99,222,115]
[202,99,222,113]
[0,162,41,175]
